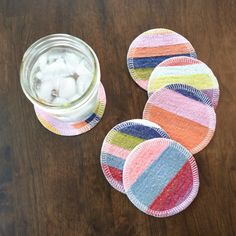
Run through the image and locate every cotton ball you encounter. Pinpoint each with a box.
[64,53,80,74]
[34,78,42,91]
[83,59,93,71]
[59,77,76,100]
[76,74,90,95]
[38,55,47,69]
[56,58,65,64]
[65,53,80,68]
[64,63,75,75]
[76,60,91,75]
[46,49,63,64]
[43,59,68,78]
[36,71,43,79]
[36,80,55,103]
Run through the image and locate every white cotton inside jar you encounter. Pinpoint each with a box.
[30,47,94,106]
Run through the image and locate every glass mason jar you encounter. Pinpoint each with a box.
[20,34,101,123]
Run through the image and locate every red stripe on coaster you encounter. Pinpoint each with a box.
[148,161,193,211]
[104,165,123,182]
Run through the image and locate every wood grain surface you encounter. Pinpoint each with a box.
[0,0,235,235]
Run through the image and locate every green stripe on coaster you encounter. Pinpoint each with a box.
[132,68,154,80]
[150,74,214,91]
[109,130,145,150]
[96,101,105,117]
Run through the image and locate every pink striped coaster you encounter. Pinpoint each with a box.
[123,138,199,217]
[143,84,216,154]
[34,83,106,136]
[127,28,197,90]
[148,56,220,108]
[100,119,169,193]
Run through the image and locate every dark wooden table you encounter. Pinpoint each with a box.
[0,0,235,235]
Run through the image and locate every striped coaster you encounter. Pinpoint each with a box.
[148,56,220,108]
[34,83,106,136]
[127,28,197,90]
[100,119,169,193]
[143,84,216,154]
[123,138,199,217]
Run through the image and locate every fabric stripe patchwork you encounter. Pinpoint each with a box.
[101,153,125,170]
[127,145,188,206]
[143,84,216,154]
[128,44,194,58]
[123,138,199,217]
[101,143,130,160]
[114,124,166,140]
[128,54,192,69]
[102,165,122,182]
[34,83,106,136]
[148,160,193,212]
[148,56,220,108]
[124,140,170,190]
[108,130,146,150]
[100,119,169,193]
[127,28,197,90]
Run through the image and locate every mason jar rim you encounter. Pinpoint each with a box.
[20,33,100,114]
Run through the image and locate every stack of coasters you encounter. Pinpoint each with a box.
[100,28,219,217]
[100,119,169,193]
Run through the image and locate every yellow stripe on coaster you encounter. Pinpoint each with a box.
[149,74,215,91]
[37,114,61,135]
[143,29,173,35]
[95,101,105,117]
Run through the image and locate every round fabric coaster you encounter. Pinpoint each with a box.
[148,56,220,108]
[143,84,216,154]
[100,119,169,193]
[34,83,106,136]
[127,28,197,90]
[123,138,199,217]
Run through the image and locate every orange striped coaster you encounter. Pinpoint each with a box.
[143,84,216,154]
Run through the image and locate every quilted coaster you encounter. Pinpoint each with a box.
[100,119,169,193]
[148,56,220,108]
[123,138,199,217]
[34,83,106,136]
[143,84,216,154]
[127,28,197,90]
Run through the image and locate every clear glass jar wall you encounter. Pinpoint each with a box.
[20,34,100,122]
